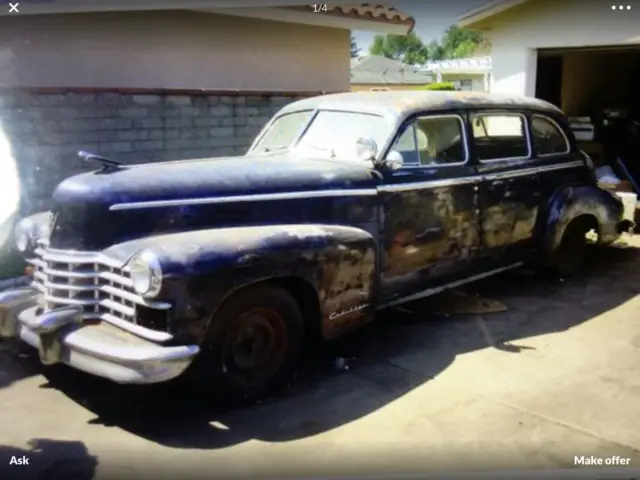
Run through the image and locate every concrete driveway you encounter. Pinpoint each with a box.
[1,241,640,479]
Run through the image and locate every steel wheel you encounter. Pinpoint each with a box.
[221,307,289,389]
[198,284,305,404]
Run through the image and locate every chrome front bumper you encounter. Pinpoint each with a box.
[0,287,199,384]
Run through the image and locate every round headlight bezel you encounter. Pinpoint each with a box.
[13,219,35,253]
[129,250,163,298]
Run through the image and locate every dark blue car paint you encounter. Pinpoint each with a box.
[49,154,380,251]
[24,92,626,348]
[101,225,377,342]
[543,185,624,254]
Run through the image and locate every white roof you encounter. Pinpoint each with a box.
[422,56,492,73]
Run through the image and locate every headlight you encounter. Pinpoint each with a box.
[13,218,34,253]
[129,250,163,298]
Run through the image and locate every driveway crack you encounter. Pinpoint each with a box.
[471,392,640,454]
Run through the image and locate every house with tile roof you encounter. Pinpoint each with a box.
[350,55,435,91]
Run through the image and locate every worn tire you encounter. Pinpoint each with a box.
[197,284,305,404]
[549,219,592,278]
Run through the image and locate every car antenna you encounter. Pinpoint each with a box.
[78,150,124,171]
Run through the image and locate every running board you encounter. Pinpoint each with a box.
[378,262,524,310]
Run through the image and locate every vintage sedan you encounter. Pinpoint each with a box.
[0,91,631,402]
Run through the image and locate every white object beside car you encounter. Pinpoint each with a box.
[0,121,21,253]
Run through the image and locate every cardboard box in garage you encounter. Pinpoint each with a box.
[598,180,635,193]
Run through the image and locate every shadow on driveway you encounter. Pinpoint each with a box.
[23,244,640,450]
[0,340,43,390]
[0,438,98,480]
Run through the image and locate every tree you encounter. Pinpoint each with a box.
[427,40,445,62]
[433,25,486,60]
[473,37,492,56]
[366,26,488,66]
[350,36,361,58]
[368,32,429,65]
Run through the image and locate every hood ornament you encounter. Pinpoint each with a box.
[78,151,125,172]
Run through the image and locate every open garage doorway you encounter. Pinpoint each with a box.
[536,46,640,118]
[535,46,640,200]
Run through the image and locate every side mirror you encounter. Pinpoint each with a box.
[355,137,378,161]
[380,150,404,171]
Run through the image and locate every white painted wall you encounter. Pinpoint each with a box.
[484,0,640,95]
[489,45,537,96]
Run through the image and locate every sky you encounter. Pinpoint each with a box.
[352,0,488,52]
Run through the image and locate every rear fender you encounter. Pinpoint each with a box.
[105,225,377,341]
[542,185,623,254]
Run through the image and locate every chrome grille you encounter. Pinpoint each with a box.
[27,240,170,328]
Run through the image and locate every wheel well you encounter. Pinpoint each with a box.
[566,214,599,238]
[270,277,322,338]
[216,277,322,339]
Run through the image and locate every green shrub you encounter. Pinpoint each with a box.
[422,82,457,91]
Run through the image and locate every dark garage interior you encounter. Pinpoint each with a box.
[536,46,640,209]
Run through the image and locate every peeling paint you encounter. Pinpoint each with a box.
[15,94,626,354]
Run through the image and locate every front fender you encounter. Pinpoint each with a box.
[104,225,377,341]
[543,185,623,253]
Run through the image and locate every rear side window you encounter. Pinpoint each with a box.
[471,113,529,161]
[531,115,570,156]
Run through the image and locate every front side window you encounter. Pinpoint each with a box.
[388,115,466,166]
[388,122,418,165]
[471,113,529,161]
[531,115,570,156]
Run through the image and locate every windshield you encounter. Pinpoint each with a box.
[253,110,390,161]
[253,110,314,152]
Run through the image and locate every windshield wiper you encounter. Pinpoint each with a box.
[259,145,289,153]
[78,150,125,172]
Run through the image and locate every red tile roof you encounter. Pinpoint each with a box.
[297,4,415,32]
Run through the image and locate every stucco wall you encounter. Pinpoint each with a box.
[0,10,350,215]
[0,11,350,92]
[484,0,640,95]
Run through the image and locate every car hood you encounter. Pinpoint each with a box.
[53,153,378,208]
[47,153,380,251]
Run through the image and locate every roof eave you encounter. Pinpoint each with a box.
[0,0,386,16]
[223,7,413,34]
[0,1,413,34]
[457,0,532,28]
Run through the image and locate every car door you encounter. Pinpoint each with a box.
[377,112,481,303]
[471,110,541,264]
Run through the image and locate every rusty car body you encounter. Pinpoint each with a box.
[0,91,631,401]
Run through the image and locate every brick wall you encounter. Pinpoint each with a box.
[0,89,322,214]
